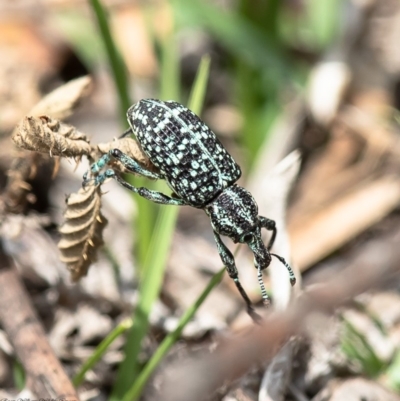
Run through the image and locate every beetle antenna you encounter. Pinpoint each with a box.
[270,253,296,286]
[257,267,270,305]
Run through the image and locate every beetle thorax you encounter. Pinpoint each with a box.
[204,185,259,242]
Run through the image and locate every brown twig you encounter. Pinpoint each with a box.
[0,246,79,400]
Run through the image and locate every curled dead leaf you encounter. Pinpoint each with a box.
[58,185,108,281]
[2,152,47,215]
[12,115,92,158]
[4,77,92,215]
[29,75,92,119]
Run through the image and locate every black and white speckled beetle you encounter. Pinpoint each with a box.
[84,99,296,319]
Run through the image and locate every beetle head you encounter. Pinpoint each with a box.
[205,185,271,269]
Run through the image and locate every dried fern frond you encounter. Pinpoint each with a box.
[3,77,93,216]
[58,185,108,281]
[12,115,92,158]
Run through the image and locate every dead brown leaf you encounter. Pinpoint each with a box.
[58,185,108,281]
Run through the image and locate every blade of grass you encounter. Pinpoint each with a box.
[123,267,225,401]
[239,0,281,39]
[386,350,400,391]
[187,55,211,113]
[173,0,288,80]
[89,0,131,123]
[52,10,105,70]
[73,318,133,387]
[159,29,181,102]
[341,319,385,377]
[134,176,158,267]
[136,13,183,265]
[173,0,289,168]
[13,360,25,391]
[110,209,179,401]
[88,0,156,273]
[110,55,211,401]
[306,0,342,50]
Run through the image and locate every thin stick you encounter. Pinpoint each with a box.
[0,247,79,400]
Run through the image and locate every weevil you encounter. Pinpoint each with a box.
[83,99,296,320]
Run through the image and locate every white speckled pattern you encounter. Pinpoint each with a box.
[127,99,242,208]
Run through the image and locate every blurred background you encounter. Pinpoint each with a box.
[1,0,400,400]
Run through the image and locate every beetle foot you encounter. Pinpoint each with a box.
[82,171,94,188]
[262,298,271,307]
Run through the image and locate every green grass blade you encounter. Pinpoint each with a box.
[159,30,181,101]
[111,56,210,401]
[52,10,105,70]
[136,17,182,265]
[13,360,25,390]
[187,55,211,115]
[306,0,342,50]
[88,0,157,277]
[134,177,158,267]
[341,319,385,377]
[89,0,131,123]
[173,0,288,79]
[239,0,281,39]
[386,350,400,391]
[73,318,133,387]
[123,267,225,401]
[110,209,179,401]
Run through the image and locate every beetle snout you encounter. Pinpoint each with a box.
[248,235,271,270]
[253,247,271,270]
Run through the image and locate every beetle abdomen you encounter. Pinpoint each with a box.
[127,99,241,207]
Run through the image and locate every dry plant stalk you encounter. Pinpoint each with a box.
[58,185,108,281]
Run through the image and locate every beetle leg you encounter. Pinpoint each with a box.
[119,127,133,138]
[83,149,162,187]
[109,149,162,179]
[259,216,277,251]
[213,231,262,322]
[96,169,186,206]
